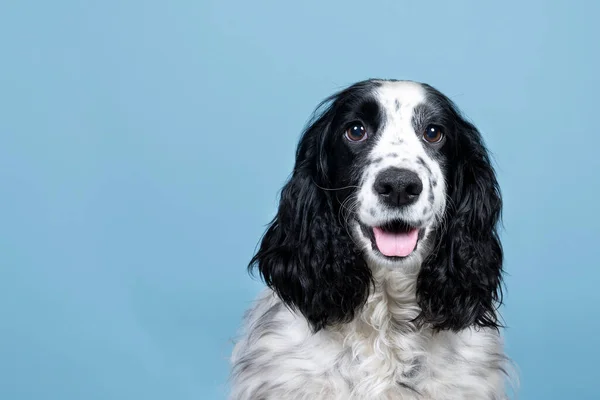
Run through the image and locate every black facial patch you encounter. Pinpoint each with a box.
[332,99,384,155]
[395,99,400,111]
[358,100,384,131]
[322,82,386,191]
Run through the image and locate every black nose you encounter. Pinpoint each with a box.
[373,167,423,207]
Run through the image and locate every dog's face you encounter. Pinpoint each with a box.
[251,79,503,332]
[324,81,449,268]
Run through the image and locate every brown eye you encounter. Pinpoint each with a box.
[345,123,367,142]
[423,125,444,143]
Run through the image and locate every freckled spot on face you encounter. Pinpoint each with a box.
[417,156,432,176]
[428,191,434,205]
[373,157,383,163]
[432,178,438,187]
[369,208,376,216]
[395,99,400,111]
[428,180,434,205]
[387,153,399,158]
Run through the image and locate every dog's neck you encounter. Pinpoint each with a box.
[350,259,424,335]
[330,260,428,374]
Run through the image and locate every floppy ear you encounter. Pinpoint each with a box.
[249,113,372,332]
[417,118,503,332]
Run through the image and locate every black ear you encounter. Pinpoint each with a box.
[417,118,503,332]
[249,113,372,332]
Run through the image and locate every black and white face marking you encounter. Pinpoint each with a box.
[251,78,504,332]
[333,81,448,267]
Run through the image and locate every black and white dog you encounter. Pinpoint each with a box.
[230,79,514,399]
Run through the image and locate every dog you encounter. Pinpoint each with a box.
[229,79,514,399]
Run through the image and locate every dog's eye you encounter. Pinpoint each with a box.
[345,123,368,142]
[423,125,444,143]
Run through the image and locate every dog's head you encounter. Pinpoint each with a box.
[250,79,503,332]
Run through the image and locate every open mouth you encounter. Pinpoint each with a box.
[360,220,424,259]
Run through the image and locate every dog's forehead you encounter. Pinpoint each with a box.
[374,81,427,112]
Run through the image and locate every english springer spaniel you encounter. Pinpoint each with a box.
[230,79,515,399]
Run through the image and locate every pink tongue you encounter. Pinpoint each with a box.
[372,227,419,257]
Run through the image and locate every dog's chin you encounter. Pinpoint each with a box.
[356,219,427,266]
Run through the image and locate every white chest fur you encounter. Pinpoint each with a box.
[230,279,511,400]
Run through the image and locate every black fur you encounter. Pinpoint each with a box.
[249,79,503,333]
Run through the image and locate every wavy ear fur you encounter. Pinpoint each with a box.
[249,111,372,332]
[417,117,504,332]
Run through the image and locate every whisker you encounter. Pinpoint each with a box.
[340,197,360,247]
[338,196,357,226]
[311,178,360,192]
[337,195,361,247]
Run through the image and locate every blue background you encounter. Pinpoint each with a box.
[1,1,598,399]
